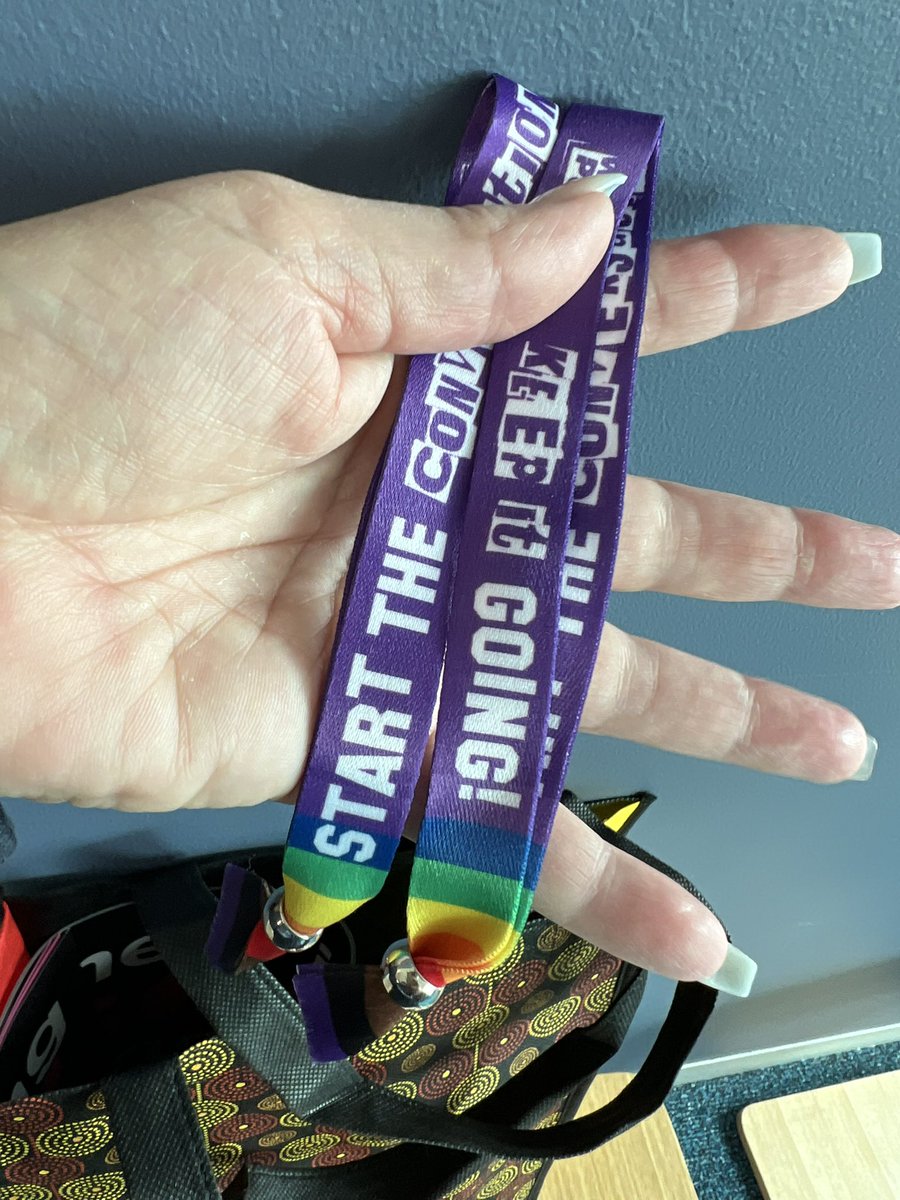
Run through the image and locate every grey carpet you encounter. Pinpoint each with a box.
[665,1040,900,1199]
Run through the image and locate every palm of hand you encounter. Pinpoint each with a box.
[0,170,893,980]
[0,176,399,811]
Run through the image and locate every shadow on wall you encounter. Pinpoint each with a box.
[0,73,728,235]
[8,827,291,890]
[13,830,195,882]
[0,74,484,224]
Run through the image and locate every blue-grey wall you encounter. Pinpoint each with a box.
[2,0,897,1067]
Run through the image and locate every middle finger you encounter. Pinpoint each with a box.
[614,476,900,609]
[638,224,855,356]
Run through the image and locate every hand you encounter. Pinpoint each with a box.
[0,172,894,985]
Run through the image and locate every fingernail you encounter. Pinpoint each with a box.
[699,943,758,998]
[850,734,878,781]
[839,232,883,285]
[532,173,628,205]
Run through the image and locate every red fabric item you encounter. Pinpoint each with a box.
[0,902,29,1012]
[245,920,285,964]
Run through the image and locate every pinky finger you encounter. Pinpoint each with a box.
[535,803,729,982]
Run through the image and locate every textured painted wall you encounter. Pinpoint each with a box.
[1,0,897,1063]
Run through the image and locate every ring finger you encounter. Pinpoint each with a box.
[582,621,870,783]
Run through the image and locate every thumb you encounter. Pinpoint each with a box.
[240,173,618,355]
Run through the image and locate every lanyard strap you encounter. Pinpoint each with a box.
[279,78,562,939]
[255,77,664,1016]
[402,107,664,992]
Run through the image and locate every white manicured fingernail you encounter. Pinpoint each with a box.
[850,734,878,781]
[533,172,628,204]
[584,172,629,196]
[839,233,882,285]
[699,943,757,998]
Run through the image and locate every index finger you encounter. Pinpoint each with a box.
[639,224,878,356]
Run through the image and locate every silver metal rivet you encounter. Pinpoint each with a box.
[262,887,323,953]
[381,939,443,1010]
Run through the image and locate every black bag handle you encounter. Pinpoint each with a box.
[1,790,715,1161]
[308,977,713,1160]
[102,1058,221,1200]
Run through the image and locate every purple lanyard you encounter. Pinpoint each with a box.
[405,106,663,989]
[277,78,564,939]
[210,76,663,1020]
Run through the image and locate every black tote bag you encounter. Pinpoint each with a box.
[0,792,716,1200]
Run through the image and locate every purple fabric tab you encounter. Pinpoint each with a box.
[292,961,347,1063]
[205,862,267,973]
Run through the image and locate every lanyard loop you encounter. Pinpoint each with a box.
[402,107,664,995]
[259,77,665,1019]
[276,78,562,941]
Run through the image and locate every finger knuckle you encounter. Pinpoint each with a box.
[203,168,308,219]
[595,629,661,730]
[439,206,505,333]
[688,236,744,331]
[727,678,761,760]
[739,507,817,601]
[314,235,388,346]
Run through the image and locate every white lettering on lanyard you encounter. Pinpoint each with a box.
[365,515,447,637]
[486,500,550,559]
[495,340,578,486]
[542,680,563,771]
[455,583,539,810]
[574,182,642,510]
[405,348,487,503]
[313,655,414,863]
[540,176,647,779]
[562,140,619,183]
[483,86,558,205]
[312,517,448,862]
[558,529,602,637]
